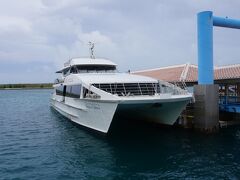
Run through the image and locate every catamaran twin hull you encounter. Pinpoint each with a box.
[50,96,190,134]
[51,56,192,133]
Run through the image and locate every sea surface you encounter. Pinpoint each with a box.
[1,89,240,179]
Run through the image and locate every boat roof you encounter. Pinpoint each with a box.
[56,57,117,73]
[66,73,158,84]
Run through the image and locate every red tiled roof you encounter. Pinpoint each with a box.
[134,65,185,82]
[185,65,198,82]
[215,65,240,80]
[133,64,240,83]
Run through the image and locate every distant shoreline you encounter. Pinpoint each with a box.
[0,83,53,90]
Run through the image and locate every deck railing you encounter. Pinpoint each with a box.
[159,80,188,95]
[92,81,188,97]
[92,83,159,96]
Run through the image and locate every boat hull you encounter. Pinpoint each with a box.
[51,95,190,133]
[114,98,190,125]
[50,98,118,133]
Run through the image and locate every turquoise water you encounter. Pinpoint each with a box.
[1,89,240,179]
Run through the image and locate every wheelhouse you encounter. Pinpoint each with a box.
[54,58,118,85]
[56,58,117,76]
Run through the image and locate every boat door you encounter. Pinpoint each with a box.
[63,85,66,102]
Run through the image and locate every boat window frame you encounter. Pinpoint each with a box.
[76,65,117,73]
[83,87,101,99]
[63,68,70,76]
[65,84,81,98]
[70,66,78,74]
[56,85,64,96]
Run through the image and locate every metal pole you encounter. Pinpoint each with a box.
[197,11,214,84]
[213,16,240,29]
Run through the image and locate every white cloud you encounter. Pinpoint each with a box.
[0,0,44,18]
[0,16,32,33]
[0,0,240,83]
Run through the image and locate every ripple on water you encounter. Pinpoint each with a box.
[1,89,240,179]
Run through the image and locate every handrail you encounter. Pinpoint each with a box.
[158,80,188,95]
[92,81,189,97]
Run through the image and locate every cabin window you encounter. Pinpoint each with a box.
[56,86,64,96]
[71,85,81,98]
[66,86,72,97]
[76,65,116,73]
[83,87,100,99]
[65,85,81,98]
[63,68,70,76]
[70,66,78,74]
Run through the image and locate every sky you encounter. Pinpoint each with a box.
[0,0,240,83]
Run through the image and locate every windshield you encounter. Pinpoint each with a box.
[71,65,117,73]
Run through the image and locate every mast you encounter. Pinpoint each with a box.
[88,41,95,59]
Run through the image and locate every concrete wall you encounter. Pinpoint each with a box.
[194,84,219,132]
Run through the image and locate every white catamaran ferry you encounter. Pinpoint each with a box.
[51,43,192,133]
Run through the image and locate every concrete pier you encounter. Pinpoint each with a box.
[196,11,240,132]
[194,84,219,132]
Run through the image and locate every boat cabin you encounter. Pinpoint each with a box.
[56,58,117,76]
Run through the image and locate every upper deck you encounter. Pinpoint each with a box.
[56,58,117,73]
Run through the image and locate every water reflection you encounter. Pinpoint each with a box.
[51,110,240,178]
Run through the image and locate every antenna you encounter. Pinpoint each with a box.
[88,41,95,59]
